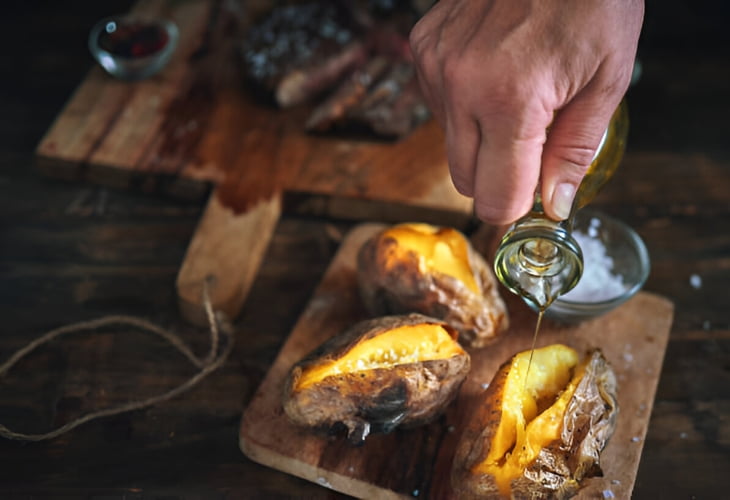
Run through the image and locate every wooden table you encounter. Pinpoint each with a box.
[1,1,727,498]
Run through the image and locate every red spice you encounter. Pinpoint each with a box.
[98,20,169,58]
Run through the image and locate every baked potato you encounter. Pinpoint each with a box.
[282,313,470,444]
[356,223,509,348]
[451,344,618,499]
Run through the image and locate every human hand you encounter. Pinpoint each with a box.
[409,0,644,224]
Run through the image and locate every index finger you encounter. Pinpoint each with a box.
[472,106,551,225]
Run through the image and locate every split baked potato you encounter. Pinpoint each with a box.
[357,223,509,348]
[451,344,618,499]
[282,313,470,444]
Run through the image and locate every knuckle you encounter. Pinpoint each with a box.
[448,164,474,196]
[451,175,474,198]
[473,198,523,226]
[408,22,428,54]
[441,54,494,100]
[553,143,598,171]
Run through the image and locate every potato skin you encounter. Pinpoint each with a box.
[282,313,471,444]
[356,225,509,348]
[451,349,618,500]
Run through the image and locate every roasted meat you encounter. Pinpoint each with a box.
[239,3,367,107]
[239,1,431,138]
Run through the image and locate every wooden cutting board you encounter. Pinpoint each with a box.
[34,0,472,325]
[239,223,675,499]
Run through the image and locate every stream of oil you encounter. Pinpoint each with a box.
[523,309,545,390]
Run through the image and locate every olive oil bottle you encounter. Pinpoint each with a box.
[493,100,630,312]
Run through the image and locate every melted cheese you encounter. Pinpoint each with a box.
[476,344,581,497]
[295,323,464,391]
[383,223,479,294]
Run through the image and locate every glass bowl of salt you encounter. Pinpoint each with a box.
[544,209,650,323]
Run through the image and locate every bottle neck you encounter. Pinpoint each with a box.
[493,202,583,311]
[492,99,629,310]
[572,100,629,210]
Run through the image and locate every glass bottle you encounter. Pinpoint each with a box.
[493,100,629,311]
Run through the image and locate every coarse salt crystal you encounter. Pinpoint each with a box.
[561,229,626,302]
[690,274,702,289]
[317,477,333,488]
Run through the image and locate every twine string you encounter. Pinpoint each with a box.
[0,281,232,442]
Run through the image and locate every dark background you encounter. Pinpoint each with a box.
[1,1,728,498]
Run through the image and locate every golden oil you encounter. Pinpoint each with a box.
[494,100,630,311]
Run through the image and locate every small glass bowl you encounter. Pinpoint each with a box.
[89,15,179,81]
[543,209,651,323]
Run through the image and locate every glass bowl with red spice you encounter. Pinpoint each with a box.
[89,15,179,81]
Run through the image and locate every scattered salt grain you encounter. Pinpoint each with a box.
[631,436,641,443]
[680,432,688,439]
[481,383,490,390]
[561,223,626,302]
[611,479,622,485]
[689,274,702,289]
[317,477,333,489]
[602,489,616,499]
[413,489,420,497]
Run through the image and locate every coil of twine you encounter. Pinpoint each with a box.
[0,282,232,441]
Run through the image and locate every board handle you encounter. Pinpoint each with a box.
[176,189,282,325]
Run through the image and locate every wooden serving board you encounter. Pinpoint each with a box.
[34,0,472,324]
[240,223,675,499]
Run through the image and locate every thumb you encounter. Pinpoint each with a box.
[540,93,620,221]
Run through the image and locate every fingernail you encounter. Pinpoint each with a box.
[552,182,577,220]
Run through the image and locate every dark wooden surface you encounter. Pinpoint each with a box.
[1,1,728,499]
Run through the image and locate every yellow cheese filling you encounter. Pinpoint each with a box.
[382,223,479,294]
[475,344,582,498]
[296,323,465,390]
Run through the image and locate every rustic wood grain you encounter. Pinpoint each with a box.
[176,192,282,325]
[239,223,674,499]
[33,0,472,323]
[1,0,728,498]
